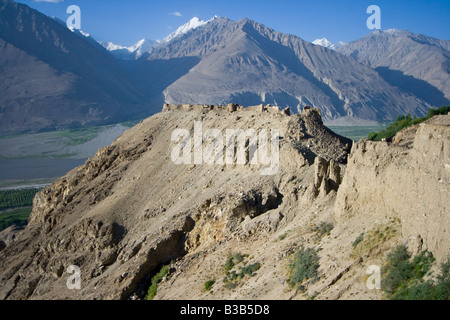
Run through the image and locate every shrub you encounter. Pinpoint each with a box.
[313,222,334,242]
[240,263,261,277]
[277,232,289,241]
[224,281,238,290]
[224,256,235,271]
[380,245,448,300]
[351,224,399,259]
[233,253,245,264]
[352,233,364,248]
[222,253,261,289]
[288,246,320,289]
[204,280,215,291]
[381,245,417,297]
[433,258,450,300]
[146,264,170,300]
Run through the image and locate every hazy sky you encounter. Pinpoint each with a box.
[15,0,450,46]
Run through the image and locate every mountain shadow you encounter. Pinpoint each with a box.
[375,67,450,107]
[132,56,201,109]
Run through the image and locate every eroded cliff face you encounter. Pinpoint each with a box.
[335,115,450,261]
[0,106,448,301]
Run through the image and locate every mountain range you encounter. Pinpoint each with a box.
[0,0,449,134]
[99,16,219,60]
[0,0,152,134]
[335,29,450,106]
[132,17,441,125]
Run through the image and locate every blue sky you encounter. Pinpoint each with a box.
[15,0,450,46]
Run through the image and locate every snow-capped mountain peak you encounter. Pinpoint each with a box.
[128,38,158,57]
[312,38,332,48]
[162,16,218,43]
[312,38,345,50]
[100,16,218,59]
[99,38,158,60]
[101,41,126,52]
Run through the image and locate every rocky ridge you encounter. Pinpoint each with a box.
[0,105,448,300]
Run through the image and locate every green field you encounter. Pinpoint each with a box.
[0,188,39,231]
[0,207,32,231]
[328,125,389,142]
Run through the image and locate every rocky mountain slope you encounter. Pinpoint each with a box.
[1,0,447,134]
[0,104,448,300]
[336,29,450,106]
[135,18,431,125]
[0,0,152,134]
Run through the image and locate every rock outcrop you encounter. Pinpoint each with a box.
[335,115,450,261]
[0,105,448,300]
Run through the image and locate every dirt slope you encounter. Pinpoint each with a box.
[0,105,448,300]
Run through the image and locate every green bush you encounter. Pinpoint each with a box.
[407,256,450,300]
[381,245,413,296]
[146,264,170,300]
[352,233,364,248]
[380,245,450,300]
[368,106,450,141]
[204,280,215,291]
[224,256,235,271]
[288,246,320,290]
[427,105,450,118]
[222,253,261,289]
[224,281,238,290]
[433,258,450,300]
[233,253,245,264]
[240,263,261,277]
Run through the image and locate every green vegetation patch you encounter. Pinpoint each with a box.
[0,188,39,210]
[204,280,215,291]
[368,106,450,141]
[382,245,450,300]
[55,127,103,146]
[288,246,320,291]
[0,207,32,231]
[351,223,399,259]
[0,188,37,230]
[222,252,261,289]
[352,232,365,248]
[146,264,170,300]
[329,125,390,142]
[276,230,291,242]
[312,222,334,243]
